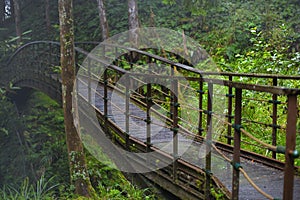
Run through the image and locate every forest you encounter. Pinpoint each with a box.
[0,0,299,199]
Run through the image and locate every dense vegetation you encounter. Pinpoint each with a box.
[1,0,299,75]
[0,90,156,199]
[0,0,299,199]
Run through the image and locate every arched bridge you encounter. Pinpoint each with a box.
[1,41,300,200]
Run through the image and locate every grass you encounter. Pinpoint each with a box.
[0,175,58,200]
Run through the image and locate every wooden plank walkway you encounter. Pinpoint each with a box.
[78,78,300,199]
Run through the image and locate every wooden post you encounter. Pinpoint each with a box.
[171,66,179,182]
[272,78,278,159]
[103,69,108,134]
[227,75,233,145]
[146,83,152,153]
[125,77,130,149]
[232,88,242,200]
[87,58,91,104]
[198,77,204,136]
[283,94,297,200]
[205,82,213,200]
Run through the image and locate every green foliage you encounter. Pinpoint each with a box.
[0,90,69,191]
[210,186,225,200]
[0,175,58,200]
[0,90,158,198]
[0,30,32,61]
[82,133,156,199]
[162,0,218,16]
[86,154,156,200]
[0,92,25,186]
[224,24,300,75]
[73,0,101,41]
[21,92,69,186]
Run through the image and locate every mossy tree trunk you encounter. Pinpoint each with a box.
[58,0,94,197]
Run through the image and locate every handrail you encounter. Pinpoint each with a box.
[125,73,300,95]
[5,41,60,65]
[101,42,300,81]
[4,40,300,82]
[72,41,300,95]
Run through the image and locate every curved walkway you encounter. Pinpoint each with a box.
[78,77,300,199]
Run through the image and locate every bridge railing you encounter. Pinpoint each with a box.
[0,41,62,101]
[88,42,299,156]
[75,42,299,199]
[2,41,299,199]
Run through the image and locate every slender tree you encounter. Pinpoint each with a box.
[96,0,109,40]
[128,0,139,29]
[12,0,21,44]
[0,0,5,24]
[45,0,51,32]
[58,0,94,197]
[128,0,139,47]
[9,0,14,19]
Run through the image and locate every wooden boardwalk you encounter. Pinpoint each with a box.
[3,41,300,199]
[78,78,300,199]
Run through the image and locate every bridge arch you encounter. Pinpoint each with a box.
[0,41,63,103]
[12,79,62,104]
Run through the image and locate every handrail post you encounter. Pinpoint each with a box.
[103,69,108,134]
[146,83,152,153]
[146,83,152,167]
[29,43,34,67]
[125,76,130,150]
[129,51,133,69]
[115,47,119,66]
[47,43,52,76]
[205,82,213,200]
[171,66,179,182]
[272,77,278,159]
[57,45,61,78]
[20,50,24,79]
[232,88,242,200]
[227,75,233,145]
[198,77,204,136]
[283,94,297,200]
[87,58,91,104]
[75,51,79,98]
[170,66,175,121]
[51,44,56,79]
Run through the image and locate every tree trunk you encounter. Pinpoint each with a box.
[10,0,14,19]
[96,0,109,41]
[12,0,21,45]
[149,8,155,27]
[58,0,94,197]
[128,0,139,30]
[0,0,5,25]
[128,0,139,47]
[45,0,51,32]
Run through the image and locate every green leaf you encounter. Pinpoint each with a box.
[0,128,8,135]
